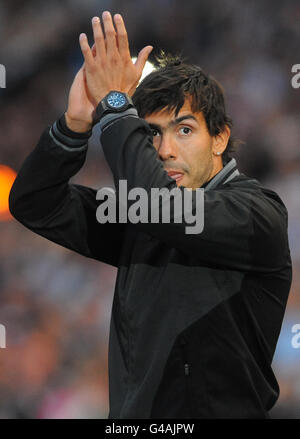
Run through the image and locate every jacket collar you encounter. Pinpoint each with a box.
[202,158,240,191]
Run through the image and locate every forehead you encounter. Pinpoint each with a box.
[144,99,205,127]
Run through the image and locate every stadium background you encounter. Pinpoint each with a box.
[0,0,299,418]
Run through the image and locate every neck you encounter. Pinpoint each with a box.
[208,156,224,181]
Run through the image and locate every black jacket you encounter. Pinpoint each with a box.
[9,109,292,419]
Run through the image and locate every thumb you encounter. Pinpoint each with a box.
[135,45,153,75]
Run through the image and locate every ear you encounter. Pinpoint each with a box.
[212,125,231,156]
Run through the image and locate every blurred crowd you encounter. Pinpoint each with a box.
[0,0,299,418]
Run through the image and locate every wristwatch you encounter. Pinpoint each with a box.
[93,91,134,124]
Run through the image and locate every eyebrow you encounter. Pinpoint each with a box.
[147,114,198,131]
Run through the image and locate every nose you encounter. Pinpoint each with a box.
[157,133,177,161]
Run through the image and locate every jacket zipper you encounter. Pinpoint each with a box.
[180,337,192,416]
[184,363,190,376]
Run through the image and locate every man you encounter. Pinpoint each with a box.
[9,11,292,418]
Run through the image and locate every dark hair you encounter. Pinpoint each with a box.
[133,52,241,163]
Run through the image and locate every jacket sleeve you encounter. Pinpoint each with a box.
[100,113,290,273]
[9,126,124,267]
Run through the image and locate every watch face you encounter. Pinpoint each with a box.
[107,92,127,109]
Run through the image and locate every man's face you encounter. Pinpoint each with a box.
[144,99,227,189]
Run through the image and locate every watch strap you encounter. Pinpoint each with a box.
[93,92,134,125]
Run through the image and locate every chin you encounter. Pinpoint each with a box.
[178,182,193,189]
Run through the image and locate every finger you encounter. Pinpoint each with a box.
[91,16,106,59]
[79,33,94,67]
[102,11,118,55]
[114,14,130,58]
[91,43,96,57]
[135,46,153,75]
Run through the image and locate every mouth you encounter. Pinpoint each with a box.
[166,170,184,183]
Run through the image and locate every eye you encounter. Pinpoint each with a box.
[151,129,160,137]
[179,126,192,135]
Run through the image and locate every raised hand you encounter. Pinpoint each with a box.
[65,12,152,132]
[65,11,152,132]
[79,11,153,105]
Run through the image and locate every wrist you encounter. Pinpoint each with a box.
[50,114,91,151]
[65,112,92,133]
[93,91,134,125]
[93,90,111,106]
